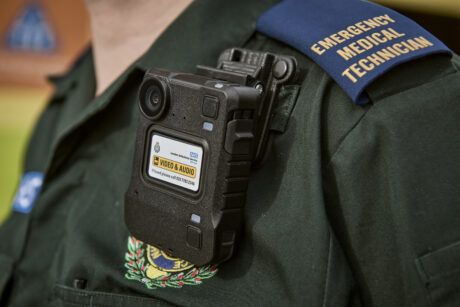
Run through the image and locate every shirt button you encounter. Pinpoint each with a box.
[73,278,87,289]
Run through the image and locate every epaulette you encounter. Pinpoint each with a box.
[256,0,452,104]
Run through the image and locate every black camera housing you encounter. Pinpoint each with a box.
[125,69,261,265]
[125,48,296,265]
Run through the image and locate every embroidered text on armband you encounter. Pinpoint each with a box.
[256,0,452,104]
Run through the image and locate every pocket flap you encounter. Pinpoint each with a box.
[416,241,460,282]
[416,241,460,306]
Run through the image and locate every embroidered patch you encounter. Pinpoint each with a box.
[124,236,218,289]
[12,172,44,214]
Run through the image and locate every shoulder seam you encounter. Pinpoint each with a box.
[324,107,371,169]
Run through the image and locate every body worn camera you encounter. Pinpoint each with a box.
[125,48,296,265]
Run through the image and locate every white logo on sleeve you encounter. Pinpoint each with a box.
[12,172,44,214]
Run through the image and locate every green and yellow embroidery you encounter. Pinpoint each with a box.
[124,236,218,289]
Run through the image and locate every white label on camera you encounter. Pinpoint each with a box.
[148,134,203,192]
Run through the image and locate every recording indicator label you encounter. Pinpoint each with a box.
[148,134,203,191]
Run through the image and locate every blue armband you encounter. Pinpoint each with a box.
[257,0,452,104]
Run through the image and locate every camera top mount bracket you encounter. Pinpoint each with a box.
[196,48,297,164]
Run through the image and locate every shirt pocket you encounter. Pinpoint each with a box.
[52,284,174,307]
[0,254,14,301]
[416,241,460,306]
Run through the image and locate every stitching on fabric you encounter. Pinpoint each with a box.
[60,302,86,307]
[415,259,435,306]
[425,267,460,281]
[324,108,371,169]
[54,285,90,298]
[54,284,174,306]
[321,230,333,307]
[415,258,430,283]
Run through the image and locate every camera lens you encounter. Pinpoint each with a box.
[145,86,162,113]
[139,78,169,119]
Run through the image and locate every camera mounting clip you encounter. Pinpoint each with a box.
[196,48,297,164]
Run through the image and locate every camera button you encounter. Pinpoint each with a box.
[202,96,219,118]
[224,119,254,155]
[186,225,202,250]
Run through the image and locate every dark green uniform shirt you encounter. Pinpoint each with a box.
[1,0,460,306]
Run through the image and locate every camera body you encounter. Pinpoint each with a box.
[125,68,261,265]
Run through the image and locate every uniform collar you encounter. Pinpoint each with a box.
[47,48,93,100]
[43,0,280,151]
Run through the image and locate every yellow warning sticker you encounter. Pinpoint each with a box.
[153,156,196,179]
[148,134,203,192]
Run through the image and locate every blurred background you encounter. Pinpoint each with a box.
[0,0,90,223]
[0,0,459,223]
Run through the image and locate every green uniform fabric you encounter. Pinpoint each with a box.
[2,0,460,305]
